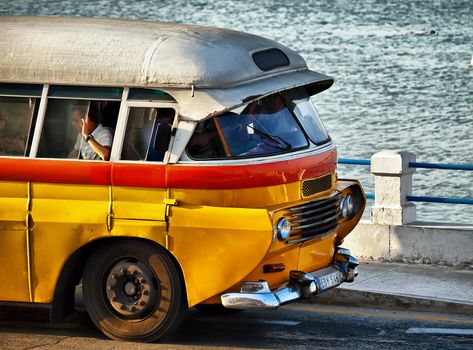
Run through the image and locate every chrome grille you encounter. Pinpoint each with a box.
[302,174,332,198]
[286,192,341,243]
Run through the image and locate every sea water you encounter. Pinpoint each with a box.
[1,0,472,223]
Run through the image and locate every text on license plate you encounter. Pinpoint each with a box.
[316,271,344,291]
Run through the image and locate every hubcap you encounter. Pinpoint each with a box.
[105,259,158,318]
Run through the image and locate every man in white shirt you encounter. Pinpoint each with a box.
[75,103,113,161]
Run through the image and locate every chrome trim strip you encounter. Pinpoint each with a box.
[289,206,338,220]
[288,192,341,211]
[220,293,280,309]
[286,229,335,244]
[292,215,338,231]
[290,207,338,223]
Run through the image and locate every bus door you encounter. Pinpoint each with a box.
[110,101,178,246]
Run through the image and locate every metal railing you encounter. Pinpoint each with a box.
[338,158,473,205]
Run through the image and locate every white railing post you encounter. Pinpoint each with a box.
[370,150,417,225]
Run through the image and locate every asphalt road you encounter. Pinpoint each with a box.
[1,303,472,349]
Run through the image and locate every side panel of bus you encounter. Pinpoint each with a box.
[168,203,273,306]
[0,181,30,302]
[30,181,111,302]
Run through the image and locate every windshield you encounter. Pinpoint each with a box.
[187,90,329,160]
[283,88,330,145]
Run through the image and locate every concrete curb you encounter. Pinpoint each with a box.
[306,288,473,316]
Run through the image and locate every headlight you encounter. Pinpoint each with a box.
[346,194,354,216]
[275,218,291,241]
[339,197,348,218]
[339,194,354,218]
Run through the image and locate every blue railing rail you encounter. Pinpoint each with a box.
[409,162,473,171]
[337,158,473,205]
[337,158,371,166]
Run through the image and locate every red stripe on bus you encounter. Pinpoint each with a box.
[0,149,336,189]
[112,162,166,187]
[164,150,336,189]
[0,158,111,185]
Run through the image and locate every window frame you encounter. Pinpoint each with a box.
[0,83,43,158]
[111,98,179,164]
[0,95,40,157]
[31,86,125,160]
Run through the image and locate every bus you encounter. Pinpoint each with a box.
[0,16,365,342]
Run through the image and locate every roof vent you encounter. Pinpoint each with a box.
[252,48,290,71]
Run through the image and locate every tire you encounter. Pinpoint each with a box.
[82,240,186,342]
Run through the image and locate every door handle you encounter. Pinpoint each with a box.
[164,199,178,217]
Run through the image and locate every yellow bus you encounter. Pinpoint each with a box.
[0,16,365,342]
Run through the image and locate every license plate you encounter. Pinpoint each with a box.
[315,270,344,291]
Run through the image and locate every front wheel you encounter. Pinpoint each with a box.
[82,240,186,342]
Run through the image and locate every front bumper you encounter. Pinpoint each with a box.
[221,248,358,309]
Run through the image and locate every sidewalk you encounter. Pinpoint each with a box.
[311,261,473,315]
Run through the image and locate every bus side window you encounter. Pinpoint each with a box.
[187,119,227,159]
[0,97,38,157]
[147,108,174,162]
[37,99,118,160]
[121,107,174,162]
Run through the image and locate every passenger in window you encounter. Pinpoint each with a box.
[0,112,27,156]
[71,103,113,161]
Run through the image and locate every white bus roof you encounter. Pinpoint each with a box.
[0,16,333,120]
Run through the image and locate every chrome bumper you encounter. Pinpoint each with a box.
[221,248,358,309]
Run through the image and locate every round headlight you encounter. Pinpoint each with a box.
[276,218,291,241]
[346,194,354,216]
[339,197,348,218]
[339,197,345,211]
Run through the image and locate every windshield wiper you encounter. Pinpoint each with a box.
[246,124,291,150]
